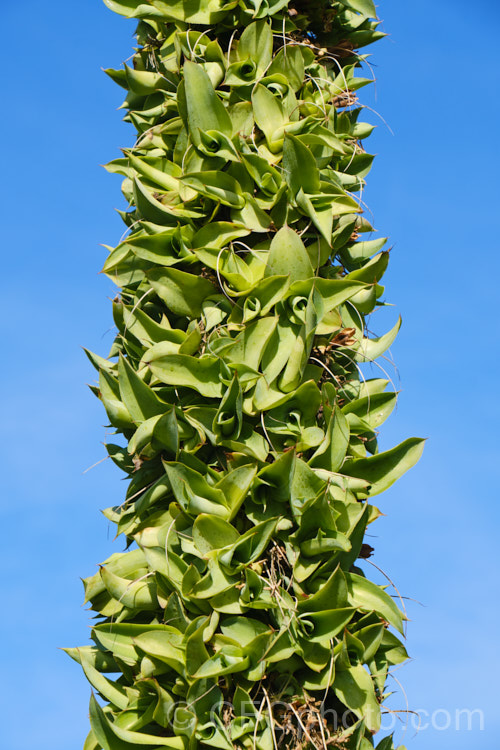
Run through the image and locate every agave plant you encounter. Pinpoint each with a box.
[65,1,423,749]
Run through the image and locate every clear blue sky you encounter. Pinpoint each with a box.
[1,1,499,748]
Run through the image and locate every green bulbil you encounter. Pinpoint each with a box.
[67,2,422,749]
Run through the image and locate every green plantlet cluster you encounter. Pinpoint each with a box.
[66,2,423,749]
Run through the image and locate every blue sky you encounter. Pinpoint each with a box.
[1,1,499,748]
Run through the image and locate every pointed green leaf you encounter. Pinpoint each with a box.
[238,20,273,69]
[334,664,381,732]
[342,392,398,430]
[183,61,232,148]
[299,608,355,643]
[99,370,134,429]
[343,437,425,495]
[268,47,305,91]
[227,316,278,371]
[216,464,258,519]
[118,355,164,423]
[357,316,401,362]
[193,515,239,555]
[80,652,128,710]
[310,407,350,472]
[125,151,181,192]
[297,566,347,612]
[181,171,245,209]
[147,267,214,318]
[192,221,250,250]
[133,178,203,225]
[100,566,158,610]
[164,462,229,517]
[264,226,313,283]
[89,694,138,750]
[252,84,286,147]
[283,134,320,195]
[339,0,377,19]
[214,373,243,440]
[145,353,223,398]
[133,629,184,674]
[345,572,404,634]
